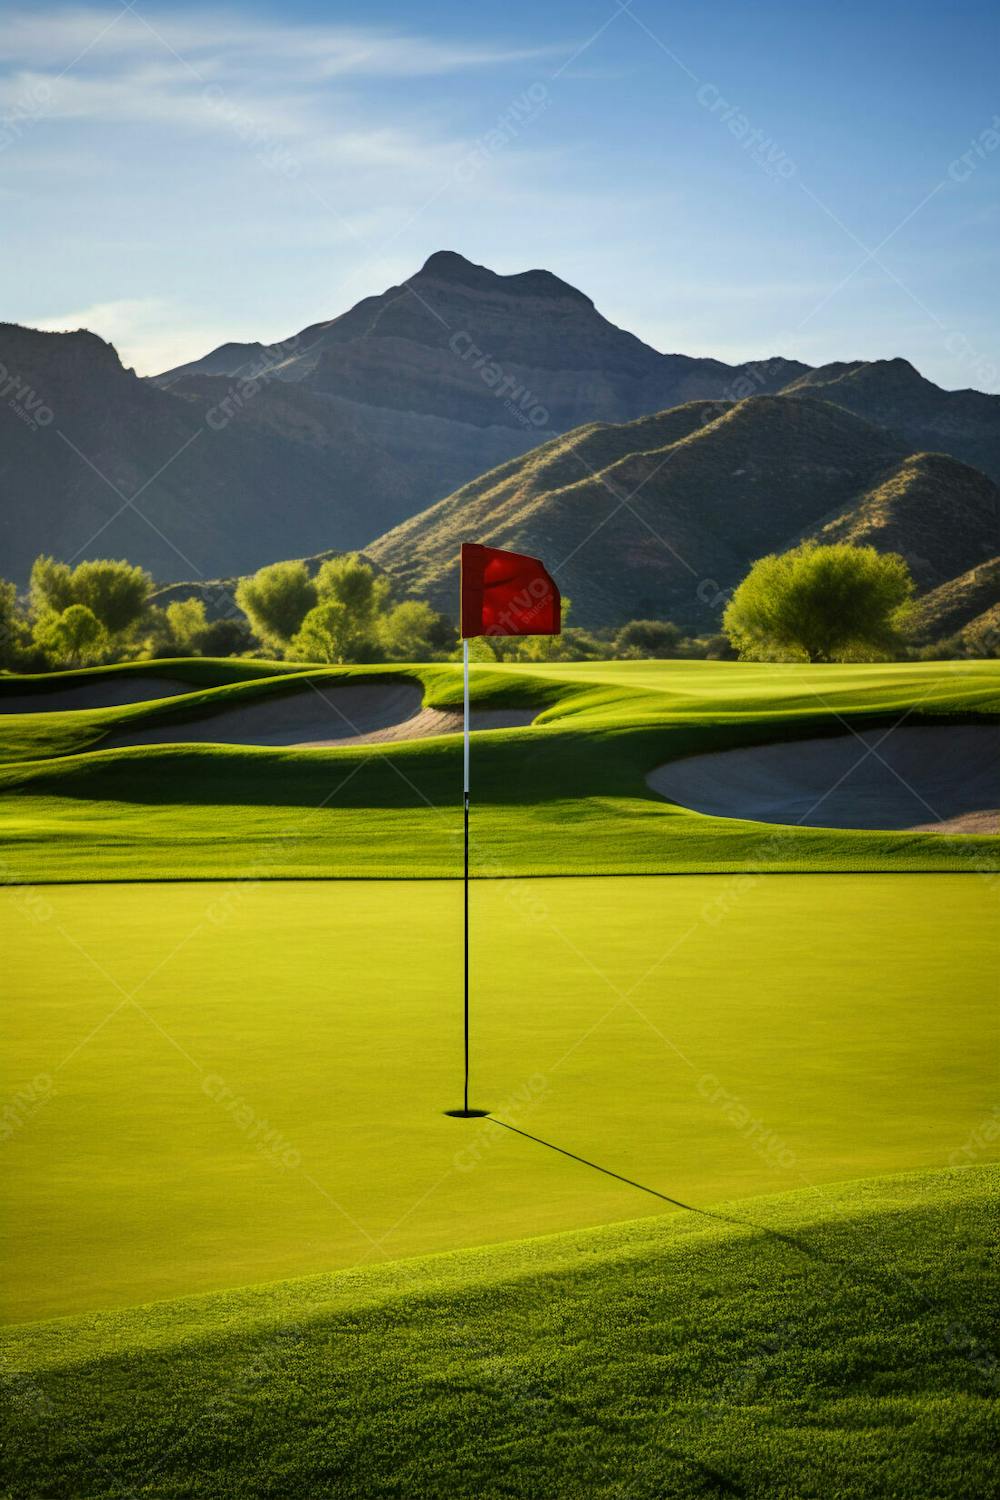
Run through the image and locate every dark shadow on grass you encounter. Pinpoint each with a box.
[490,1121,1000,1361]
[487,1118,816,1257]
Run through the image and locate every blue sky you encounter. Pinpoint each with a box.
[3,0,998,388]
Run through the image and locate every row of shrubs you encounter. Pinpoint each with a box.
[3,544,992,672]
[0,555,735,672]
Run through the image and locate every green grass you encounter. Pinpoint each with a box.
[0,655,302,703]
[2,662,996,1496]
[3,1166,997,1499]
[1,659,998,882]
[3,875,996,1323]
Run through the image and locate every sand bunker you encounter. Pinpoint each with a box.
[104,680,539,749]
[0,675,195,713]
[648,725,999,834]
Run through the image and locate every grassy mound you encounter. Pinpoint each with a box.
[3,1167,996,1499]
[1,660,997,881]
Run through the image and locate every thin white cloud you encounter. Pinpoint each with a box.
[0,8,561,77]
[2,5,601,376]
[0,8,560,180]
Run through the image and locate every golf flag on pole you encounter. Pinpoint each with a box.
[454,544,561,1115]
[460,542,561,639]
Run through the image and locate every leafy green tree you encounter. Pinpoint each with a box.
[29,557,75,618]
[134,604,234,661]
[198,617,255,658]
[165,598,210,655]
[30,556,151,636]
[159,597,255,658]
[288,601,382,664]
[723,543,915,663]
[703,633,736,660]
[314,555,390,626]
[379,600,441,660]
[0,578,27,668]
[70,560,151,634]
[614,619,681,658]
[235,561,317,649]
[33,604,107,667]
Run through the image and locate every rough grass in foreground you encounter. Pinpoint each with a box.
[3,1167,996,1499]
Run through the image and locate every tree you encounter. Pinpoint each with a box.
[235,561,317,649]
[33,605,107,667]
[166,598,210,655]
[723,543,915,663]
[703,633,736,661]
[198,616,255,658]
[29,557,75,618]
[614,619,681,658]
[29,556,151,636]
[379,600,441,660]
[0,578,25,668]
[288,600,382,664]
[135,603,248,661]
[70,560,151,634]
[314,555,390,626]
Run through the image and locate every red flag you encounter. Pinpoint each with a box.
[460,543,561,639]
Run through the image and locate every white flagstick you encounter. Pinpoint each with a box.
[463,637,470,1113]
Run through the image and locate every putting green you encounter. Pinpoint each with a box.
[3,873,996,1323]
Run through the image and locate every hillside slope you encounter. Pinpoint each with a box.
[909,556,1000,638]
[0,324,411,582]
[0,250,808,582]
[782,358,1000,483]
[803,451,1000,590]
[368,396,1000,630]
[8,258,997,594]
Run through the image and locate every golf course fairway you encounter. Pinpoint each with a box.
[2,658,997,881]
[3,873,996,1323]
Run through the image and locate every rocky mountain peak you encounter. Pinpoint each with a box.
[414,250,593,306]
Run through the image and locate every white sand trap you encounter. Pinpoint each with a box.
[0,675,195,713]
[647,725,1000,834]
[103,680,539,749]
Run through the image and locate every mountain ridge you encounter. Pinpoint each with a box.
[780,357,1000,482]
[3,252,998,606]
[366,394,1000,631]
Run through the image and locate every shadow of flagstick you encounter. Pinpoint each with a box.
[483,1120,988,1378]
[486,1117,816,1256]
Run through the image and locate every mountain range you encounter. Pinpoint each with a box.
[367,397,1000,630]
[1,251,998,636]
[1,252,814,583]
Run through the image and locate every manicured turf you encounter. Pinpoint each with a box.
[3,875,996,1323]
[2,662,996,1496]
[3,1166,996,1499]
[1,659,998,880]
